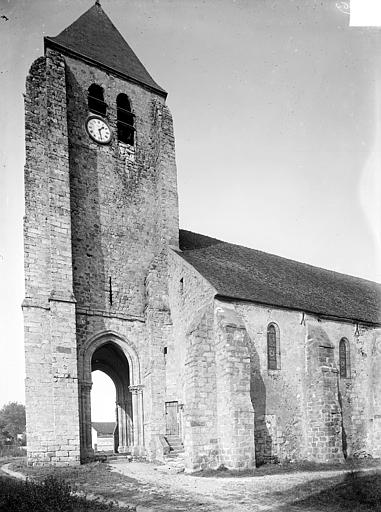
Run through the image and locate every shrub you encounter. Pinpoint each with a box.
[0,444,26,458]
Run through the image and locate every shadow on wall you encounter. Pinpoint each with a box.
[66,66,109,312]
[249,343,274,465]
[338,386,348,459]
[66,66,111,459]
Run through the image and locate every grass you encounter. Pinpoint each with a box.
[0,445,26,458]
[6,456,381,512]
[0,474,135,512]
[11,458,135,485]
[9,459,213,511]
[275,470,381,511]
[191,457,381,478]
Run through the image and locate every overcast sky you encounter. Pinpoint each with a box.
[1,0,381,415]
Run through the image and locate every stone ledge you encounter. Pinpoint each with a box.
[76,307,144,322]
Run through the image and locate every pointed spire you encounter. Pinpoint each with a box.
[44,3,166,97]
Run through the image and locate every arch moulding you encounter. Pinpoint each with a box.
[79,330,141,386]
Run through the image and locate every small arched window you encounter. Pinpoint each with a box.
[117,93,135,145]
[339,338,350,378]
[267,323,280,370]
[88,84,107,116]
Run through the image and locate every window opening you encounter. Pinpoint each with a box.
[267,323,280,370]
[117,93,135,145]
[88,84,107,116]
[339,338,350,378]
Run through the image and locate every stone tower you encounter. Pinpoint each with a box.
[23,2,178,465]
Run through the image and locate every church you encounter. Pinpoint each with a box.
[23,2,381,470]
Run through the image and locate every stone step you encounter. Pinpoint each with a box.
[165,436,184,448]
[166,452,184,458]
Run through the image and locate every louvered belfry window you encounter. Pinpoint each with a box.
[117,93,135,145]
[88,84,107,116]
[339,338,349,378]
[267,324,278,370]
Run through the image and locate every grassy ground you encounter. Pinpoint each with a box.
[0,474,135,512]
[191,457,381,478]
[0,445,26,458]
[274,470,381,511]
[9,460,138,504]
[6,457,381,512]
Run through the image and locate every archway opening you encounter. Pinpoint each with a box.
[91,371,116,453]
[91,342,133,454]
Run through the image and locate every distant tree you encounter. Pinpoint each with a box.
[0,402,26,445]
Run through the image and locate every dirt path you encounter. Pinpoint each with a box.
[2,458,379,511]
[109,460,380,511]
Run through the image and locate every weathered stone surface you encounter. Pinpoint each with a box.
[24,40,178,465]
[24,6,381,472]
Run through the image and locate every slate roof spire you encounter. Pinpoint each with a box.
[44,3,166,97]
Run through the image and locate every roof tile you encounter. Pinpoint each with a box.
[179,230,381,325]
[45,3,166,96]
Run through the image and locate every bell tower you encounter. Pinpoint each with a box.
[23,2,178,464]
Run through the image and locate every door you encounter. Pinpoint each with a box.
[165,401,179,435]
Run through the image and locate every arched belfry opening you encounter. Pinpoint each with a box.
[79,332,144,461]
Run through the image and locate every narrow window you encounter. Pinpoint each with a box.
[339,338,350,378]
[267,323,280,370]
[88,84,107,116]
[117,93,134,145]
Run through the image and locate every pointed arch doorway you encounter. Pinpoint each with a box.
[92,343,132,453]
[79,331,144,460]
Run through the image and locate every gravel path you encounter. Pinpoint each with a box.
[2,458,379,511]
[109,460,380,511]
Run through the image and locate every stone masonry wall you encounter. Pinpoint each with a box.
[166,252,216,407]
[340,323,381,458]
[65,55,178,319]
[166,252,219,471]
[24,47,179,464]
[163,260,381,468]
[236,304,307,464]
[63,52,178,460]
[305,318,381,460]
[215,301,256,469]
[76,315,146,459]
[144,249,172,460]
[235,302,381,463]
[165,255,255,471]
[24,52,80,465]
[305,321,343,462]
[370,330,381,457]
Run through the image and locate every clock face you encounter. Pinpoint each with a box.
[86,116,112,144]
